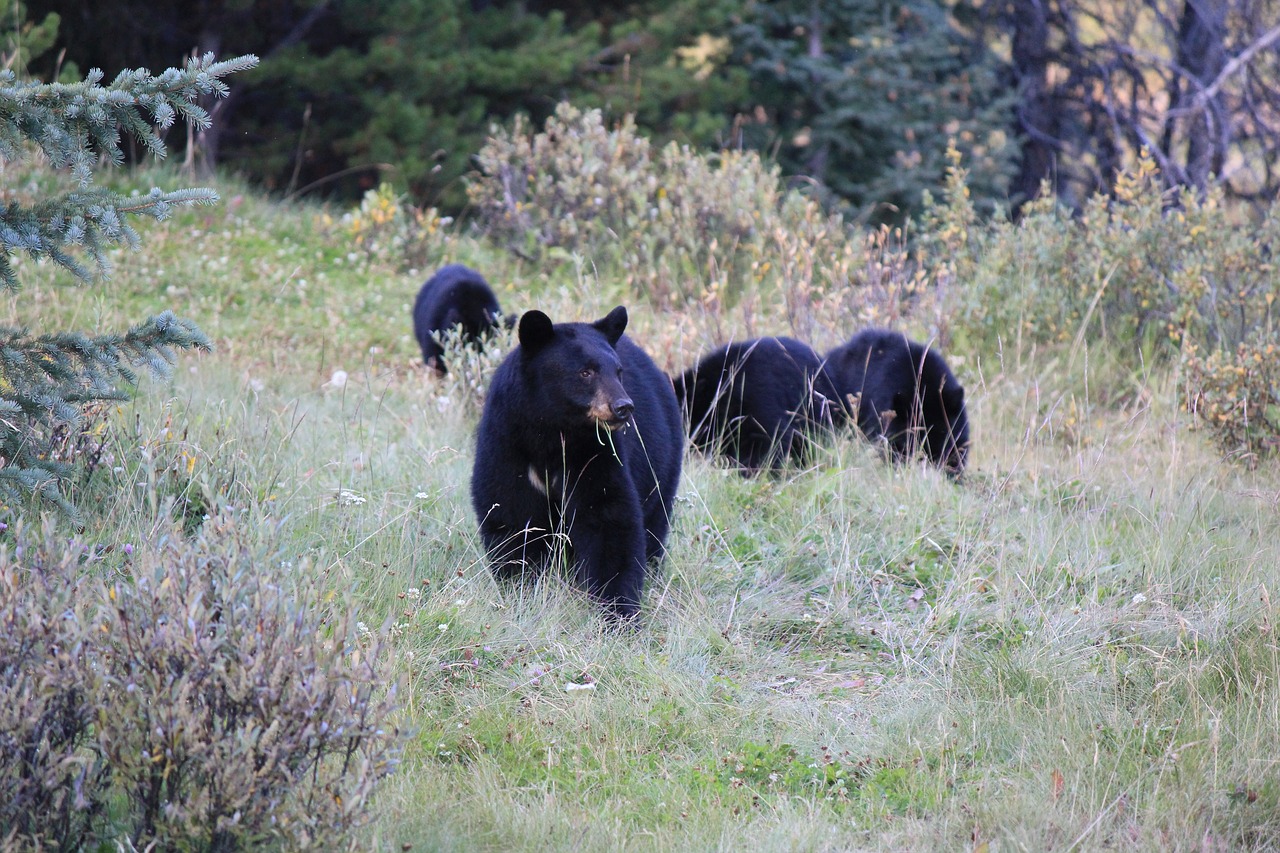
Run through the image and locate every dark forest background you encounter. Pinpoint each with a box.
[13,0,1280,222]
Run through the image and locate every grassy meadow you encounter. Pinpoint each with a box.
[7,165,1280,852]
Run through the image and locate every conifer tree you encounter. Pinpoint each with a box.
[0,51,258,520]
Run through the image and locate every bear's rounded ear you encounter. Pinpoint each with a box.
[518,310,555,352]
[594,306,628,346]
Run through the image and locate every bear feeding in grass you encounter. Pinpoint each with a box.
[470,306,683,620]
[412,264,510,374]
[824,328,969,476]
[673,337,841,474]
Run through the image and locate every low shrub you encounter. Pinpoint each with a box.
[467,103,922,333]
[925,146,1280,457]
[0,517,402,851]
[1183,330,1280,464]
[927,148,1279,360]
[327,181,455,273]
[0,532,105,850]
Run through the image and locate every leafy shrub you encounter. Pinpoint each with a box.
[329,182,455,273]
[468,103,922,331]
[1183,331,1280,463]
[0,531,105,850]
[929,148,1280,359]
[925,146,1280,457]
[434,323,518,413]
[0,517,402,850]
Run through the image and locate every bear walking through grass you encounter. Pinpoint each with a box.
[673,336,841,474]
[412,264,509,374]
[824,328,969,475]
[470,306,683,620]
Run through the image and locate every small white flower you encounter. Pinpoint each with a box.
[438,623,449,632]
[248,377,265,393]
[436,396,452,412]
[415,491,430,500]
[565,682,596,693]
[327,369,348,389]
[336,489,367,506]
[1131,592,1147,605]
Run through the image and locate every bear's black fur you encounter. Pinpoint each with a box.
[824,328,969,475]
[470,306,683,620]
[412,264,508,374]
[672,337,841,473]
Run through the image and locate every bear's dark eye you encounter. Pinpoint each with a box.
[579,368,594,379]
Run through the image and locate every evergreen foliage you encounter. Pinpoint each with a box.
[0,0,61,76]
[27,0,746,210]
[0,51,257,520]
[731,0,1017,225]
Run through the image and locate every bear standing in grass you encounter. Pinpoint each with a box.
[412,264,509,374]
[673,337,841,474]
[824,328,969,476]
[470,306,683,620]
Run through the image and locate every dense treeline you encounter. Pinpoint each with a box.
[15,0,1280,220]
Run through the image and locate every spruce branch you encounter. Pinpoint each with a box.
[0,312,210,519]
[0,49,252,520]
[0,186,220,289]
[0,53,260,184]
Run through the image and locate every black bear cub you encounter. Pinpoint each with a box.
[470,306,683,620]
[412,264,509,374]
[673,337,841,474]
[824,328,969,475]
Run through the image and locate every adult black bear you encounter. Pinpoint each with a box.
[470,306,683,620]
[673,337,841,473]
[824,328,969,475]
[412,264,508,374]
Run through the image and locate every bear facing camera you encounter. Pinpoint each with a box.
[470,306,683,620]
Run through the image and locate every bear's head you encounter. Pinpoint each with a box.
[517,306,635,432]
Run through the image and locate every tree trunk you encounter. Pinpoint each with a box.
[1171,0,1227,191]
[1009,0,1056,211]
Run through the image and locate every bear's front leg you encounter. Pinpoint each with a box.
[478,514,556,582]
[566,489,648,620]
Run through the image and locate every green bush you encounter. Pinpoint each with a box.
[0,518,402,851]
[924,146,1280,457]
[1183,331,1280,464]
[0,530,105,850]
[929,149,1279,358]
[327,182,457,274]
[468,103,923,332]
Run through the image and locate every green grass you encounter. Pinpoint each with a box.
[7,165,1280,851]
